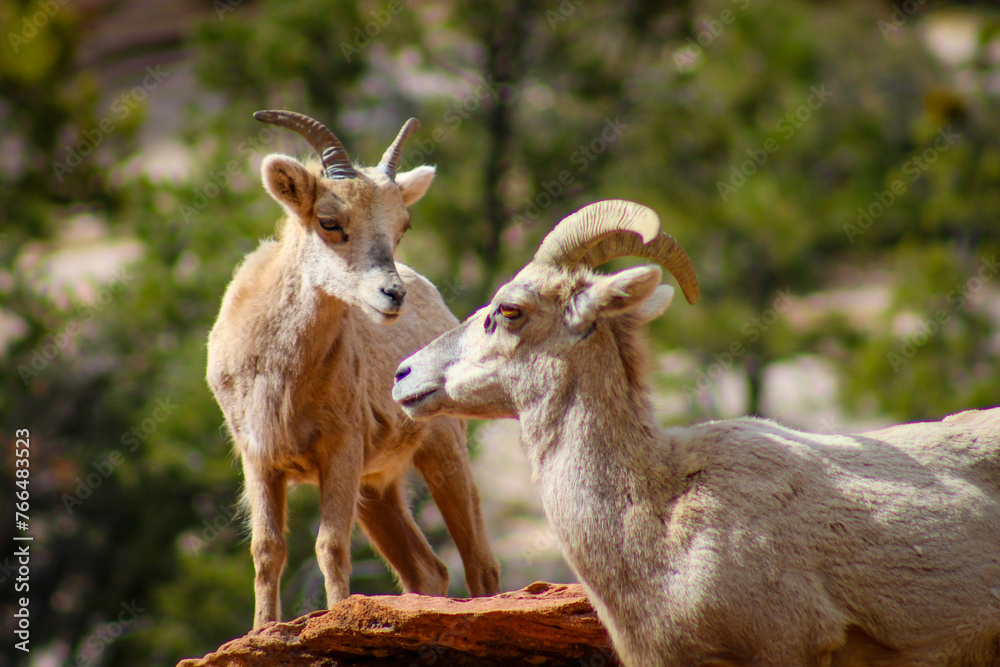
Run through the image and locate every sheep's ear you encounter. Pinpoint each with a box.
[396,165,435,206]
[568,266,663,329]
[262,154,317,219]
[634,284,674,323]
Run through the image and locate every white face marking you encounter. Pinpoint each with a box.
[393,262,674,421]
[297,170,415,323]
[393,266,578,420]
[262,153,434,324]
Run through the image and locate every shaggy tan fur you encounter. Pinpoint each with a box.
[208,151,499,629]
[393,202,1000,666]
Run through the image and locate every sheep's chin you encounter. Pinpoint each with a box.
[397,387,445,420]
[361,300,403,324]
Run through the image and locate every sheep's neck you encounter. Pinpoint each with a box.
[521,378,659,481]
[519,374,671,587]
[517,321,667,480]
[518,322,663,479]
[267,234,350,370]
[517,355,681,636]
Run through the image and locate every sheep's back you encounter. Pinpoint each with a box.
[672,412,1000,655]
[872,407,1000,498]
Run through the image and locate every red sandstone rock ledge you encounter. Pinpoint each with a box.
[177,581,620,666]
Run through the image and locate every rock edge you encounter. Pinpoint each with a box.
[177,581,620,666]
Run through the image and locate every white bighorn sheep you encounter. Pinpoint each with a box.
[207,111,500,629]
[393,200,1000,666]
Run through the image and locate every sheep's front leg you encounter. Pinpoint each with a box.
[316,439,364,607]
[356,480,449,596]
[413,420,501,596]
[242,456,288,629]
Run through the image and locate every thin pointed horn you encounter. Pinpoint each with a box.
[532,199,700,304]
[378,118,420,180]
[253,110,356,180]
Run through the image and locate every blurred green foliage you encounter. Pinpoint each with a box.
[1,0,999,664]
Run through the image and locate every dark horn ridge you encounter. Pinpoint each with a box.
[253,110,357,180]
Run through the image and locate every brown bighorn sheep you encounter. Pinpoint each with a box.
[207,111,500,629]
[393,200,1000,666]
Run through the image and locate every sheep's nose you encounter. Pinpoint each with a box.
[394,365,411,383]
[382,283,406,305]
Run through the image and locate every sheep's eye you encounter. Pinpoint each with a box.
[498,304,522,320]
[319,217,348,243]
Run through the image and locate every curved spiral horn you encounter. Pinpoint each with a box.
[532,200,700,304]
[378,118,420,181]
[253,110,356,180]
